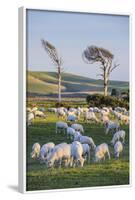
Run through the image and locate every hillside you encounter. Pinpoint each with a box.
[27,71,129,96]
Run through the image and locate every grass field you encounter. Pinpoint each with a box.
[26,111,129,191]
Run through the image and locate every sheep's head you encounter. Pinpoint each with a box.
[47,160,53,168]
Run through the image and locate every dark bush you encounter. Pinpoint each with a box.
[86,94,129,109]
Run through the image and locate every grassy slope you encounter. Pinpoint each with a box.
[27,71,129,94]
[26,112,129,191]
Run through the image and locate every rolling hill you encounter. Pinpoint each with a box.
[27,71,129,97]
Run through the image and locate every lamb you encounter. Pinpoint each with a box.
[46,143,71,168]
[56,121,68,134]
[39,142,55,161]
[71,123,84,133]
[31,143,41,159]
[84,111,99,123]
[79,135,96,150]
[94,143,110,162]
[70,141,85,167]
[105,120,120,135]
[118,114,129,124]
[114,141,123,158]
[111,130,126,145]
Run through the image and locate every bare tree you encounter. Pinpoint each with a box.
[41,39,63,102]
[82,45,119,96]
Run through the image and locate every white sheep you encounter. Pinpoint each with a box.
[105,120,120,135]
[79,135,96,150]
[70,141,85,167]
[39,142,55,161]
[84,111,99,123]
[57,108,66,119]
[73,131,82,141]
[34,110,46,118]
[111,130,126,145]
[71,123,84,133]
[47,143,71,168]
[94,143,110,162]
[114,141,123,158]
[27,112,35,126]
[67,115,77,122]
[67,127,76,139]
[56,121,68,134]
[31,143,41,159]
[82,144,90,163]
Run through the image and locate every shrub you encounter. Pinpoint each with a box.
[86,94,129,110]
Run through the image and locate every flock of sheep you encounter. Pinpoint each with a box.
[28,105,129,169]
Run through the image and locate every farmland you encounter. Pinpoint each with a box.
[26,110,129,191]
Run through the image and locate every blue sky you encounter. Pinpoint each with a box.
[27,9,129,81]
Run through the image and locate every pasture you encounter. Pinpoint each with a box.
[26,110,129,191]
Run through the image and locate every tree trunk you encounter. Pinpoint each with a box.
[58,66,61,102]
[104,68,108,96]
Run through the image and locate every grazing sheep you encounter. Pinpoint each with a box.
[114,141,123,158]
[79,135,96,150]
[105,120,120,135]
[39,142,55,161]
[82,144,90,163]
[67,115,77,122]
[71,123,84,133]
[57,108,66,119]
[94,143,110,162]
[84,111,99,123]
[46,143,71,168]
[70,141,85,167]
[31,143,41,159]
[48,108,57,113]
[118,114,129,124]
[34,110,46,118]
[73,131,82,141]
[111,130,126,145]
[56,121,68,134]
[67,127,76,139]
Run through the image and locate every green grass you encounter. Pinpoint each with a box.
[26,111,129,191]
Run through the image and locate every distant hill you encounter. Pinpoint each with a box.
[27,71,129,97]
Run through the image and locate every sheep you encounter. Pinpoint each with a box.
[102,115,109,123]
[118,114,129,124]
[111,130,126,145]
[34,110,46,118]
[114,141,123,159]
[57,108,66,119]
[71,123,84,133]
[27,112,35,126]
[67,115,77,122]
[73,131,82,141]
[39,142,55,161]
[56,121,68,134]
[94,143,110,162]
[82,144,90,163]
[48,108,57,113]
[46,143,71,168]
[66,127,76,139]
[84,111,99,123]
[70,141,85,167]
[79,135,96,150]
[31,143,41,159]
[105,120,120,135]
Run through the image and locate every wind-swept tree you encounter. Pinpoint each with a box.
[41,39,63,102]
[82,45,119,96]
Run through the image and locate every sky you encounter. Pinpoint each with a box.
[27,9,129,81]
